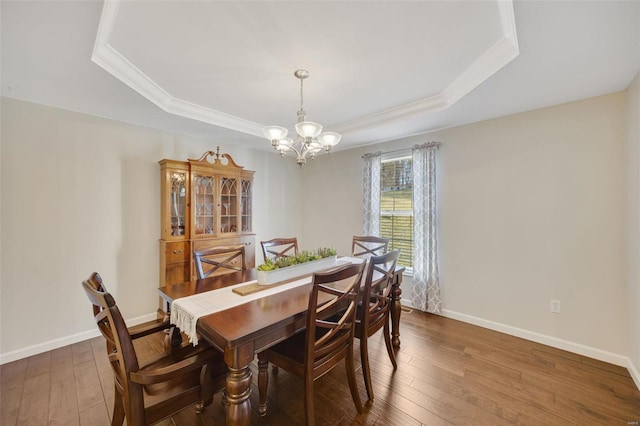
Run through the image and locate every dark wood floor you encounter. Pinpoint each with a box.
[2,309,639,425]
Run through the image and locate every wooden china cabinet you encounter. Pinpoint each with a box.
[159,149,255,290]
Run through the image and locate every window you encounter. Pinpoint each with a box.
[380,155,413,268]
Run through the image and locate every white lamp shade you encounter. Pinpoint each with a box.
[263,126,288,141]
[317,132,341,147]
[295,121,322,139]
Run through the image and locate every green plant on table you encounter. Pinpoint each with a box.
[257,259,277,271]
[256,247,337,271]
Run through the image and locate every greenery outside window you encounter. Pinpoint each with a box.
[380,155,413,268]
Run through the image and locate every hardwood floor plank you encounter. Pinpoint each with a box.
[49,345,75,385]
[553,392,638,425]
[460,369,570,425]
[1,359,27,425]
[25,351,51,378]
[16,372,50,425]
[1,358,27,385]
[48,376,80,425]
[78,401,110,426]
[4,309,639,425]
[1,387,23,426]
[71,340,94,366]
[73,360,104,412]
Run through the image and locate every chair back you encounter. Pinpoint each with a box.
[352,236,389,258]
[82,273,141,420]
[194,245,246,279]
[305,262,365,377]
[360,250,400,333]
[260,237,298,262]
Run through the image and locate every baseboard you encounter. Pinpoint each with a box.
[440,309,629,367]
[0,312,157,365]
[628,357,640,391]
[400,299,630,369]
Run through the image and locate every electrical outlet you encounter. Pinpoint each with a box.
[550,299,561,314]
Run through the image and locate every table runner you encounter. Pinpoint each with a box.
[170,257,363,345]
[171,276,313,345]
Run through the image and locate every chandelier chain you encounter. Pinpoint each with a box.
[298,77,305,121]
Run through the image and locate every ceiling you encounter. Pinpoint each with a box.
[2,1,639,153]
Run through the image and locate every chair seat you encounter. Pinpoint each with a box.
[141,346,226,396]
[265,326,346,378]
[264,332,306,377]
[141,347,227,424]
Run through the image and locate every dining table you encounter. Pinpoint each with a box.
[157,264,405,426]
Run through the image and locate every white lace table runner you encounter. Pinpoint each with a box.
[170,257,363,345]
[170,276,310,345]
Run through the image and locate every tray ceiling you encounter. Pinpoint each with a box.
[92,0,518,143]
[2,1,639,151]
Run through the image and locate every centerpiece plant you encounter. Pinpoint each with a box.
[257,247,337,271]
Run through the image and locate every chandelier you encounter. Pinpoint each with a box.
[263,69,341,168]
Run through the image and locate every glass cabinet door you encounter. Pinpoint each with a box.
[220,177,238,234]
[193,174,215,236]
[241,179,252,232]
[170,171,187,237]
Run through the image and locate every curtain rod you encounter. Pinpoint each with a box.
[362,141,441,159]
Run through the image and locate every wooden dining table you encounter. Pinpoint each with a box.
[157,266,405,425]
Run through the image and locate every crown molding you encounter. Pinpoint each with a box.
[92,0,264,138]
[336,1,519,133]
[92,0,518,138]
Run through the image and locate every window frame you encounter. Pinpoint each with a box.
[380,151,414,274]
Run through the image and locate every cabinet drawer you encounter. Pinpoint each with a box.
[165,241,190,263]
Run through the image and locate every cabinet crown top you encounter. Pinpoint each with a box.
[188,148,243,169]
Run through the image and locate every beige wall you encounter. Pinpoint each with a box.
[1,89,636,375]
[627,71,640,382]
[0,98,303,360]
[304,92,629,363]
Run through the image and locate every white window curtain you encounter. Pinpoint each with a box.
[362,152,382,236]
[411,142,441,314]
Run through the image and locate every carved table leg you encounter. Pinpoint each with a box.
[391,273,403,349]
[257,353,268,416]
[225,366,252,426]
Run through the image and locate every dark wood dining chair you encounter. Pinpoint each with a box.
[352,235,389,258]
[355,250,400,402]
[260,237,299,262]
[257,262,365,425]
[193,244,246,279]
[82,272,227,426]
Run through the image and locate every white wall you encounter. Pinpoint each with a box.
[627,71,640,385]
[303,92,629,364]
[0,98,302,361]
[1,90,636,373]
